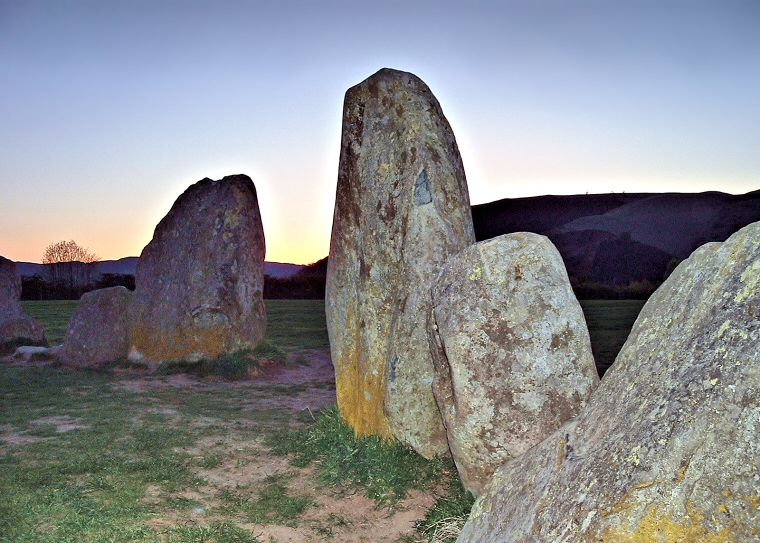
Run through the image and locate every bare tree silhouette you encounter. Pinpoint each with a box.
[41,240,100,295]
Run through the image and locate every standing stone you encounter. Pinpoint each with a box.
[429,233,598,496]
[129,174,266,362]
[326,68,476,458]
[60,286,131,368]
[0,256,23,318]
[0,256,45,346]
[458,221,760,543]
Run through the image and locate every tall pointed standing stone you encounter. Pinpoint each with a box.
[326,68,476,458]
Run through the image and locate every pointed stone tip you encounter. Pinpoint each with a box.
[367,67,424,85]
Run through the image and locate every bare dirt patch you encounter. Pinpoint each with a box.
[116,349,436,542]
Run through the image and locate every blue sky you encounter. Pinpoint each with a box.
[1,0,758,263]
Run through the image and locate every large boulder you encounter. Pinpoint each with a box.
[128,174,266,362]
[0,256,45,347]
[0,256,23,318]
[458,221,760,542]
[326,68,476,458]
[428,233,598,497]
[60,286,132,368]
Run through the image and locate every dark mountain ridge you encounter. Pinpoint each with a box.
[472,189,760,287]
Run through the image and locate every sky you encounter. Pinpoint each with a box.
[1,0,759,265]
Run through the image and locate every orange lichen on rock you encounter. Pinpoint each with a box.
[127,174,266,363]
[599,503,736,543]
[325,68,475,457]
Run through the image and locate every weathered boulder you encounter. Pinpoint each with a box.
[0,315,45,345]
[458,221,760,543]
[61,286,132,368]
[428,233,598,497]
[0,256,23,318]
[326,68,476,458]
[128,174,266,362]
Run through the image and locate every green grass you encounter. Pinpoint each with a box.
[21,299,329,352]
[216,474,313,526]
[267,405,449,505]
[21,299,79,346]
[418,477,475,543]
[0,361,317,542]
[264,300,329,350]
[579,299,646,376]
[22,299,642,372]
[7,298,647,542]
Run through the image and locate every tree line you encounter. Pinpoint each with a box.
[24,241,669,301]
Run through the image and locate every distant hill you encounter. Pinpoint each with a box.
[16,258,304,279]
[13,189,759,291]
[472,189,760,286]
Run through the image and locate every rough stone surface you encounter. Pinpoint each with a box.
[0,315,45,345]
[129,174,266,362]
[326,68,476,458]
[61,286,132,368]
[0,256,23,319]
[458,221,760,543]
[0,256,45,346]
[429,233,598,497]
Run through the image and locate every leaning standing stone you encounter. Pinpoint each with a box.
[60,286,131,368]
[129,174,266,362]
[326,68,476,458]
[429,233,598,496]
[458,220,760,543]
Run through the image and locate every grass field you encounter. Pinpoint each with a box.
[21,300,79,346]
[21,300,330,351]
[3,298,645,542]
[21,298,642,373]
[3,299,448,543]
[579,299,646,376]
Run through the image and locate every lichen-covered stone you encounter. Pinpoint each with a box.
[458,221,760,543]
[326,68,476,458]
[61,286,131,368]
[129,174,266,362]
[429,233,598,496]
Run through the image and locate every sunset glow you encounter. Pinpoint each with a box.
[2,1,758,264]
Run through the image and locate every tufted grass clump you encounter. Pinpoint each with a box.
[417,476,475,542]
[157,348,265,380]
[267,405,448,504]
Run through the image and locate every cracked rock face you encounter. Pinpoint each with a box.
[0,256,45,345]
[429,233,598,496]
[128,175,266,362]
[61,286,132,368]
[458,221,760,543]
[326,68,475,458]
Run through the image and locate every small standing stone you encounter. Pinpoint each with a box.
[60,286,132,368]
[0,256,23,319]
[0,256,45,346]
